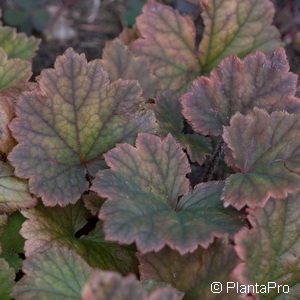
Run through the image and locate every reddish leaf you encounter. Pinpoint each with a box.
[101,39,158,98]
[223,108,300,209]
[234,194,300,299]
[8,48,153,206]
[132,0,200,92]
[182,49,300,136]
[92,133,243,254]
[81,271,183,300]
[139,239,240,300]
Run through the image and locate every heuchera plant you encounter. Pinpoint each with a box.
[0,0,299,299]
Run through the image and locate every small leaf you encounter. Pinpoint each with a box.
[101,39,158,99]
[0,212,25,270]
[234,194,300,299]
[0,258,15,300]
[9,48,153,206]
[3,8,28,26]
[92,133,243,254]
[223,108,300,209]
[199,0,281,72]
[155,91,211,164]
[83,191,105,216]
[119,26,139,45]
[139,239,240,300]
[0,26,39,60]
[0,162,36,213]
[81,271,183,300]
[12,247,93,300]
[0,49,31,92]
[182,49,300,136]
[132,0,200,92]
[0,214,7,229]
[21,201,138,274]
[31,8,51,32]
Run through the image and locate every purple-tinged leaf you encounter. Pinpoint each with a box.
[132,0,200,92]
[223,108,300,209]
[101,39,158,99]
[8,48,153,206]
[234,194,300,299]
[139,239,240,299]
[182,49,300,136]
[81,271,183,300]
[92,133,243,254]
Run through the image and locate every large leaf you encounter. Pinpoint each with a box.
[132,0,200,92]
[92,133,243,254]
[101,39,158,98]
[81,271,183,300]
[12,247,93,300]
[234,194,300,299]
[155,91,211,164]
[0,49,31,92]
[0,26,39,60]
[0,212,25,270]
[182,49,300,136]
[21,200,138,274]
[199,0,281,72]
[9,48,153,206]
[139,239,240,300]
[0,258,15,300]
[223,108,300,209]
[0,162,36,213]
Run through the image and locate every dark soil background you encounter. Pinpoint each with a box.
[0,0,299,82]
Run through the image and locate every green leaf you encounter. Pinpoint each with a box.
[9,48,154,206]
[3,8,28,26]
[234,194,300,299]
[139,239,240,300]
[0,26,39,60]
[182,49,300,136]
[0,212,25,270]
[223,108,300,209]
[32,8,51,31]
[21,201,138,274]
[101,39,158,99]
[0,162,36,213]
[12,247,93,300]
[199,0,281,72]
[81,270,183,300]
[0,49,31,91]
[132,0,200,92]
[155,91,212,164]
[92,133,243,254]
[0,258,15,300]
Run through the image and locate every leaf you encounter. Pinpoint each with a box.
[0,212,25,270]
[155,91,211,164]
[101,39,158,98]
[0,49,31,92]
[92,133,243,254]
[182,49,300,136]
[0,82,37,155]
[0,258,15,300]
[81,271,183,300]
[223,108,300,210]
[132,0,200,92]
[0,214,7,229]
[0,26,39,59]
[0,162,36,213]
[12,247,93,300]
[9,48,154,206]
[119,26,139,45]
[234,194,300,299]
[199,0,281,72]
[83,191,105,216]
[21,200,138,274]
[138,239,240,300]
